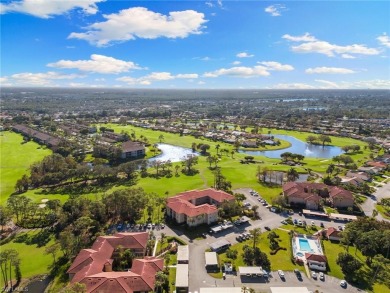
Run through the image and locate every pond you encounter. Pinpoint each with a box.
[239,134,343,159]
[148,143,199,163]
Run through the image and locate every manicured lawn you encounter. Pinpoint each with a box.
[219,229,302,272]
[0,229,59,287]
[169,268,176,293]
[376,204,390,220]
[0,131,51,204]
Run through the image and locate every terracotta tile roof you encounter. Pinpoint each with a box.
[68,232,163,293]
[167,188,234,217]
[283,182,352,201]
[329,187,353,200]
[326,227,341,238]
[305,253,327,263]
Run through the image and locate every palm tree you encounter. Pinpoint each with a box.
[251,205,259,218]
[286,167,300,182]
[160,233,166,249]
[231,150,235,159]
[249,228,261,250]
[216,144,220,154]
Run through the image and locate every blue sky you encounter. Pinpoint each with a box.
[1,0,389,89]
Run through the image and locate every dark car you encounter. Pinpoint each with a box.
[264,226,271,231]
[320,222,325,228]
[294,269,302,280]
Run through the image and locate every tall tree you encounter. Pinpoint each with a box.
[249,228,262,250]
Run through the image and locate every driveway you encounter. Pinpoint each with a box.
[361,181,390,221]
[152,188,366,292]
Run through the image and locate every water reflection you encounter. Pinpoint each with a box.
[148,144,199,163]
[239,134,343,159]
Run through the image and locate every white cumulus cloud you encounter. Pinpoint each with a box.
[269,83,315,89]
[10,71,83,86]
[259,61,294,71]
[282,33,317,42]
[236,52,254,58]
[305,67,356,74]
[264,4,287,17]
[68,7,207,47]
[377,33,390,48]
[204,66,269,78]
[47,54,143,74]
[341,54,356,59]
[0,0,104,18]
[283,33,380,57]
[117,72,198,85]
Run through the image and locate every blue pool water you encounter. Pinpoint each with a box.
[296,252,304,257]
[299,239,311,251]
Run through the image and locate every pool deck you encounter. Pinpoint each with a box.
[292,235,324,262]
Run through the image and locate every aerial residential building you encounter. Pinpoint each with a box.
[121,141,145,159]
[67,232,163,293]
[283,182,354,210]
[166,188,235,227]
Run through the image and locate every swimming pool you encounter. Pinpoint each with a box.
[299,239,311,251]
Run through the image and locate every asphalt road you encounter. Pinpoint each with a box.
[152,187,366,293]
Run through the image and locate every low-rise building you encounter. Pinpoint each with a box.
[121,141,145,159]
[326,227,342,241]
[305,253,327,271]
[67,232,163,293]
[166,188,235,227]
[283,182,354,210]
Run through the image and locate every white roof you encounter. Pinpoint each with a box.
[175,264,188,288]
[200,288,241,293]
[329,213,357,220]
[205,252,218,266]
[177,245,189,262]
[271,287,310,293]
[238,266,262,275]
[210,239,230,251]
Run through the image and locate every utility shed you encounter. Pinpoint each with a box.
[177,245,189,264]
[175,264,189,292]
[205,252,219,272]
[205,252,218,266]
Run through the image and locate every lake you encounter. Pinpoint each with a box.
[148,144,199,163]
[239,134,343,159]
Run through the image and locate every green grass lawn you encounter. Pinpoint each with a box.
[219,229,302,272]
[376,204,390,220]
[0,229,59,287]
[0,131,51,204]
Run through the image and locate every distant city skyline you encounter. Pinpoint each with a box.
[1,0,389,89]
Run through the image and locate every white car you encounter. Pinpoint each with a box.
[311,271,317,279]
[319,272,325,280]
[340,280,347,287]
[278,270,285,278]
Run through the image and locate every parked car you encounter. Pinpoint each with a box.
[278,270,285,279]
[264,226,271,231]
[340,280,347,287]
[312,271,317,279]
[281,220,288,225]
[298,220,303,226]
[147,223,152,229]
[201,233,207,238]
[236,235,243,242]
[319,272,325,281]
[293,219,298,224]
[320,222,324,228]
[270,207,277,212]
[294,269,302,280]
